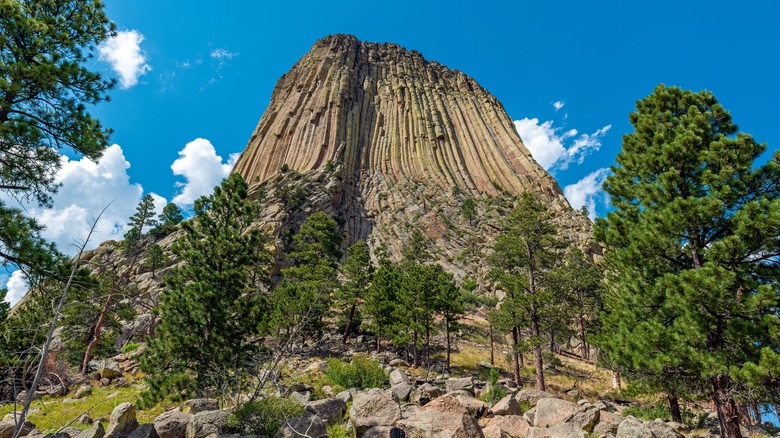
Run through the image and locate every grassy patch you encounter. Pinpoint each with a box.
[0,385,166,433]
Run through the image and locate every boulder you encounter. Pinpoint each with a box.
[348,388,401,437]
[563,406,600,432]
[616,418,654,438]
[75,422,105,438]
[62,427,86,437]
[482,415,529,438]
[363,426,406,438]
[98,360,123,380]
[127,425,158,438]
[445,377,474,395]
[0,416,35,437]
[154,411,191,438]
[389,369,410,387]
[513,390,555,407]
[390,382,413,403]
[395,407,484,438]
[424,393,487,418]
[523,407,536,426]
[388,359,409,367]
[75,386,93,399]
[306,360,327,374]
[105,402,138,438]
[0,422,15,438]
[288,391,312,405]
[593,410,623,436]
[185,410,229,438]
[180,399,219,414]
[489,395,521,416]
[526,423,586,438]
[335,390,352,402]
[304,398,347,423]
[276,414,326,438]
[533,397,579,428]
[644,419,684,438]
[412,383,443,405]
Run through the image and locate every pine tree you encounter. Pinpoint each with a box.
[140,174,271,405]
[594,85,780,437]
[552,249,602,361]
[433,268,463,373]
[151,203,183,237]
[123,194,158,253]
[144,244,168,278]
[488,192,565,390]
[269,212,342,342]
[461,198,477,225]
[364,261,402,352]
[336,241,373,344]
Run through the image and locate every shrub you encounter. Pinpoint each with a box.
[226,397,304,436]
[122,342,141,353]
[543,351,562,368]
[325,354,387,389]
[480,368,507,404]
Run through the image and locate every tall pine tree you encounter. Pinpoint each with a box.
[594,85,780,437]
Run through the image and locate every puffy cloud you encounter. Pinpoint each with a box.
[171,139,238,206]
[210,48,238,60]
[4,270,29,306]
[13,145,165,255]
[99,30,152,88]
[563,168,611,220]
[514,118,611,171]
[553,101,565,111]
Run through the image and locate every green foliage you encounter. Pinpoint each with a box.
[542,351,562,368]
[0,0,115,206]
[594,85,780,429]
[325,355,387,389]
[226,397,304,437]
[280,163,290,172]
[123,194,159,254]
[363,263,402,350]
[122,342,141,353]
[140,174,272,407]
[270,212,342,340]
[461,198,477,225]
[480,368,508,404]
[143,244,169,277]
[335,241,373,341]
[326,423,351,438]
[150,203,183,237]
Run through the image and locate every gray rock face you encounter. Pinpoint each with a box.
[395,406,484,438]
[445,377,474,395]
[105,402,138,438]
[526,423,586,438]
[348,389,401,437]
[127,424,158,438]
[288,391,312,405]
[645,419,684,438]
[180,399,219,414]
[304,398,347,424]
[389,369,410,387]
[482,415,529,438]
[362,426,406,438]
[75,422,105,438]
[276,415,326,438]
[593,410,623,436]
[514,390,556,407]
[390,382,413,403]
[153,411,191,438]
[97,360,123,380]
[423,393,487,418]
[533,398,579,428]
[489,395,521,416]
[412,383,443,405]
[563,406,600,432]
[185,410,229,438]
[616,418,654,438]
[0,417,35,437]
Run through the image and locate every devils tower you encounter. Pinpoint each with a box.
[232,34,592,278]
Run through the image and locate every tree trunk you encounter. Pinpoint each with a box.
[531,308,545,391]
[579,316,589,361]
[80,290,113,375]
[712,374,743,438]
[342,302,357,344]
[511,326,521,386]
[413,332,419,367]
[668,394,682,423]
[611,371,621,389]
[489,321,494,367]
[445,318,451,373]
[425,325,430,369]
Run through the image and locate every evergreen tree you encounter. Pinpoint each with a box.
[594,85,780,437]
[552,249,602,361]
[336,240,373,344]
[364,262,402,352]
[269,212,342,342]
[488,192,565,390]
[151,203,183,237]
[140,174,271,405]
[433,268,463,373]
[461,198,477,225]
[144,244,168,278]
[123,194,158,253]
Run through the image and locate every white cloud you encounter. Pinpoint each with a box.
[171,139,238,206]
[12,145,165,255]
[5,270,29,306]
[210,48,238,60]
[563,168,611,220]
[99,30,152,89]
[514,118,611,171]
[553,101,565,111]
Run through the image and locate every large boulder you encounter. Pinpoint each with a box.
[153,411,191,438]
[390,383,413,403]
[304,398,347,424]
[513,390,555,407]
[389,369,410,387]
[127,425,158,438]
[276,414,326,438]
[563,406,600,432]
[481,415,530,438]
[445,377,474,395]
[533,398,579,428]
[396,406,484,438]
[363,426,406,438]
[616,418,654,438]
[97,360,124,380]
[0,416,35,437]
[75,422,105,438]
[412,383,443,405]
[423,393,487,418]
[180,399,219,414]
[105,402,139,438]
[593,410,623,436]
[645,419,684,438]
[348,389,401,437]
[185,410,229,438]
[489,395,521,416]
[526,423,586,438]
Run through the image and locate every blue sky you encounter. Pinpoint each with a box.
[3,0,779,303]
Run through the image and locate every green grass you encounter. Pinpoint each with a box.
[0,385,166,433]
